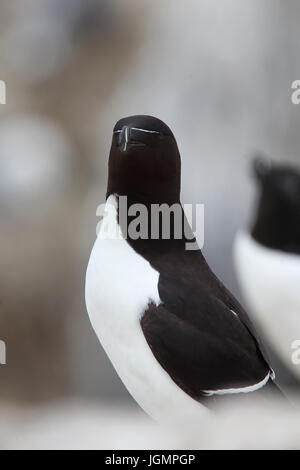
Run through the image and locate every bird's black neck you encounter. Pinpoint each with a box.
[115,194,201,261]
[251,196,300,255]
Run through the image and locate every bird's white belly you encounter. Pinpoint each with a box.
[85,195,208,424]
[234,231,300,379]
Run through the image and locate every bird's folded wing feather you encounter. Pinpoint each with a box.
[140,299,271,400]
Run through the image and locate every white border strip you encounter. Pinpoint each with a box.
[203,371,271,396]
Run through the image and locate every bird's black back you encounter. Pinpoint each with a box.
[252,159,300,255]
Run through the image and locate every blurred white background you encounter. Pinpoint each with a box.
[0,0,300,449]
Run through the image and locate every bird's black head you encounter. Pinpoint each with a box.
[106,115,181,204]
[252,156,300,254]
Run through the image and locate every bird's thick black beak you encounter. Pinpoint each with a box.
[119,126,146,153]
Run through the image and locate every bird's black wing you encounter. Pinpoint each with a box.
[206,267,274,371]
[140,296,271,401]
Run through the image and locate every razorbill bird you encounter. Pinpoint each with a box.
[86,117,282,423]
[234,157,300,381]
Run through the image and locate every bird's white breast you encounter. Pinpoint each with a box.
[85,195,209,423]
[234,231,300,379]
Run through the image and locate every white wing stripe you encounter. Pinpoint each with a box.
[203,371,271,396]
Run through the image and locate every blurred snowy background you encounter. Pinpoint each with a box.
[0,0,300,449]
